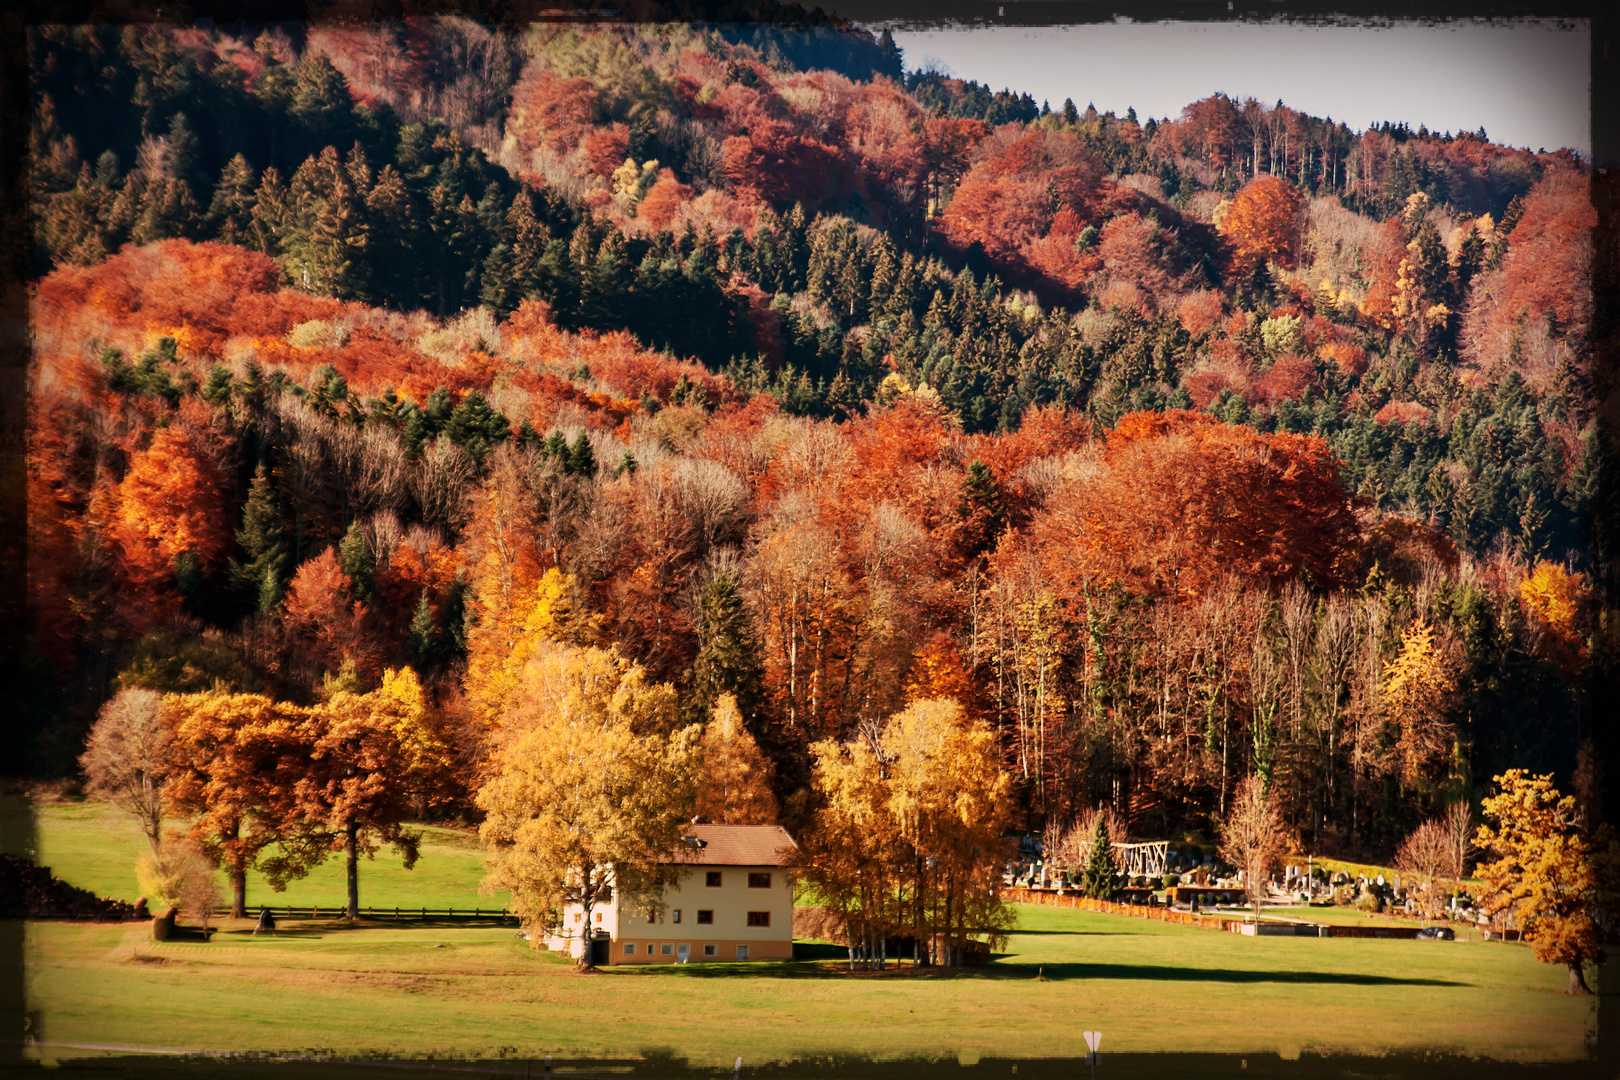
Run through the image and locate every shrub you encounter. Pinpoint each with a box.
[288,319,347,349]
[1355,890,1385,914]
[136,835,223,930]
[1160,873,1181,889]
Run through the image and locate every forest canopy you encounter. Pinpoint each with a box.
[25,16,1607,875]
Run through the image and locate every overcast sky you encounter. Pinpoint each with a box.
[881,19,1590,158]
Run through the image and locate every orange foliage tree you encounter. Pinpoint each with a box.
[107,425,232,626]
[1017,410,1359,600]
[1218,176,1304,278]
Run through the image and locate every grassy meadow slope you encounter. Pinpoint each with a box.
[3,795,505,912]
[18,902,1591,1066]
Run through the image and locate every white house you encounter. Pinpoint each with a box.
[544,823,798,965]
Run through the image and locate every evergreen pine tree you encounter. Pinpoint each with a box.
[208,154,259,246]
[338,519,374,604]
[249,166,289,255]
[685,573,766,732]
[566,431,597,478]
[480,242,518,314]
[445,391,511,463]
[285,149,371,298]
[408,588,439,668]
[1079,816,1121,900]
[506,190,551,295]
[959,460,1007,557]
[364,163,416,307]
[229,464,289,614]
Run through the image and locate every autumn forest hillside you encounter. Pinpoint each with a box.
[25,16,1607,861]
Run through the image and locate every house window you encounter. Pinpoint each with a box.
[624,942,636,955]
[594,911,603,923]
[648,911,656,924]
[697,910,714,925]
[748,873,772,889]
[661,943,672,955]
[706,871,723,887]
[747,911,770,927]
[672,909,681,923]
[573,913,582,924]
[703,944,717,956]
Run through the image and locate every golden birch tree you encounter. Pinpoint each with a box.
[1476,770,1615,995]
[476,640,700,967]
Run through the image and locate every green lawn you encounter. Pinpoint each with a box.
[15,902,1595,1068]
[7,796,1600,1069]
[1,795,506,911]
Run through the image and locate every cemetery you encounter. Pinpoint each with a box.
[1001,833,1496,942]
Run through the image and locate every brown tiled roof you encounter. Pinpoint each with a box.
[663,824,798,866]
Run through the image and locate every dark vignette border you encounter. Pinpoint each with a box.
[0,0,1613,1073]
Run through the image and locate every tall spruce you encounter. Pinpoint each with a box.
[338,520,374,605]
[685,574,765,732]
[229,464,289,614]
[1079,816,1122,900]
[208,154,259,246]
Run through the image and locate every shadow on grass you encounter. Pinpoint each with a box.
[994,961,1468,986]
[30,1049,1599,1079]
[606,954,1466,987]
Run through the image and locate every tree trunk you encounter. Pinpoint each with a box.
[1570,963,1592,995]
[231,865,247,919]
[346,818,359,921]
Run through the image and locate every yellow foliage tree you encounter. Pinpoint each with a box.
[476,640,699,967]
[1380,619,1457,786]
[466,566,598,731]
[882,698,1015,967]
[695,693,779,825]
[803,697,1014,969]
[1519,561,1589,670]
[1476,770,1616,995]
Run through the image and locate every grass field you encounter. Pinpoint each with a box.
[1,795,507,911]
[6,795,1601,1070]
[15,902,1596,1067]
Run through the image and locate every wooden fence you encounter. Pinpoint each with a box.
[211,905,518,922]
[1006,888,1474,940]
[1003,888,1241,932]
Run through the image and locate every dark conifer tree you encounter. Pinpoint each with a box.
[408,589,439,668]
[338,519,374,605]
[958,460,1006,558]
[229,464,289,614]
[566,431,597,478]
[249,165,289,255]
[445,392,511,463]
[365,163,416,307]
[1079,816,1121,900]
[208,154,259,246]
[685,573,766,732]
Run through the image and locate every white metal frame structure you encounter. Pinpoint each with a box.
[1071,840,1169,878]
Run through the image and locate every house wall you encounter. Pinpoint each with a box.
[614,864,793,964]
[545,864,794,963]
